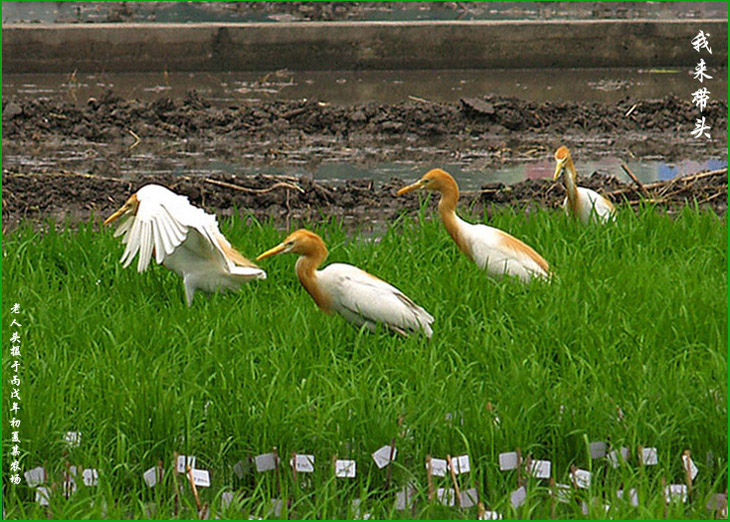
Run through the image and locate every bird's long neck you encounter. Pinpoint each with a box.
[563,157,580,217]
[295,244,332,313]
[437,182,473,259]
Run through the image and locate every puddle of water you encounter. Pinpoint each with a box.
[4,68,727,107]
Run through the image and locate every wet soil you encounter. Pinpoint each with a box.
[2,90,728,229]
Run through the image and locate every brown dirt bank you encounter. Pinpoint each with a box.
[2,90,727,229]
[2,167,726,232]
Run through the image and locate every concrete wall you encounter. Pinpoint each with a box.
[3,20,727,73]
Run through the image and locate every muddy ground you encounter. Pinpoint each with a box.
[2,91,728,229]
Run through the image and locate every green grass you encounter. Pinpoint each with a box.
[2,205,727,519]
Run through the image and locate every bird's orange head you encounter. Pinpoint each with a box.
[104,193,139,225]
[257,229,328,261]
[397,168,459,196]
[553,146,575,181]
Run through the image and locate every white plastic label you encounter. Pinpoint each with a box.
[192,469,210,487]
[452,454,471,474]
[573,468,591,489]
[24,467,45,487]
[233,460,248,479]
[143,467,160,487]
[640,447,658,466]
[437,488,456,507]
[479,511,503,520]
[65,431,81,447]
[428,458,448,477]
[290,454,314,473]
[589,441,607,459]
[335,459,356,478]
[617,488,639,506]
[221,491,234,510]
[499,452,519,471]
[82,469,99,487]
[460,488,478,508]
[528,459,551,479]
[607,447,630,468]
[372,445,397,469]
[510,486,527,508]
[553,483,572,503]
[176,455,196,473]
[254,453,278,472]
[665,484,688,503]
[36,487,50,506]
[682,454,698,481]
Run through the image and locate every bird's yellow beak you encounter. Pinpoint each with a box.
[257,243,287,261]
[397,179,426,196]
[103,206,127,226]
[553,160,566,181]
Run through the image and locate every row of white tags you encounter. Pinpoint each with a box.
[143,455,209,488]
[426,455,471,476]
[248,447,395,476]
[25,466,98,488]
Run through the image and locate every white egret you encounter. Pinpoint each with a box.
[397,169,550,283]
[553,146,616,224]
[257,229,434,337]
[104,184,266,306]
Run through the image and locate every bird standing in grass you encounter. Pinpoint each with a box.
[257,229,434,337]
[104,184,266,306]
[553,146,616,224]
[397,169,550,283]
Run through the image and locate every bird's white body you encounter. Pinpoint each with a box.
[454,216,550,283]
[307,261,435,337]
[108,184,266,305]
[397,169,551,283]
[561,187,616,225]
[553,146,616,225]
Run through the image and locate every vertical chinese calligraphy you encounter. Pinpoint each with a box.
[690,30,713,139]
[8,303,24,486]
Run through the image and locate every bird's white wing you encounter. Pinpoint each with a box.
[577,187,616,223]
[467,224,550,281]
[116,195,192,272]
[321,263,434,337]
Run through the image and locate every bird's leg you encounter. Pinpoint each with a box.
[183,277,196,307]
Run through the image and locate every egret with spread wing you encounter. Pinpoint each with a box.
[104,184,266,306]
[257,229,434,337]
[397,169,550,283]
[553,146,616,224]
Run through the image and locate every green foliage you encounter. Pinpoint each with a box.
[2,207,727,519]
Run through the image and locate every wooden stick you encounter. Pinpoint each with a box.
[384,437,397,491]
[186,465,202,513]
[637,445,644,467]
[447,455,462,508]
[273,447,281,498]
[478,502,486,519]
[549,477,556,519]
[620,162,650,197]
[682,450,693,497]
[291,452,298,484]
[426,455,435,501]
[516,448,523,487]
[204,177,305,194]
[171,452,180,516]
[661,476,667,518]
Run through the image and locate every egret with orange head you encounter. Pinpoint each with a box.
[553,146,616,224]
[104,184,266,306]
[257,229,434,337]
[397,169,550,283]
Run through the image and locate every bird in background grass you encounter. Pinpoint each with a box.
[397,169,550,283]
[257,229,434,338]
[553,146,616,224]
[104,184,266,306]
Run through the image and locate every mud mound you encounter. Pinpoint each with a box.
[4,91,727,144]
